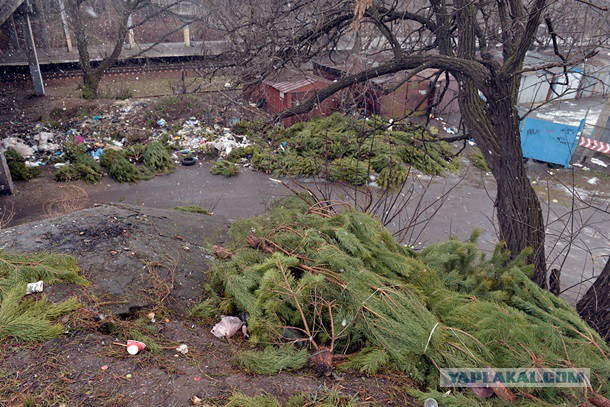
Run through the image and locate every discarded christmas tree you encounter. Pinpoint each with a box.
[233,114,459,188]
[199,197,610,405]
[0,250,88,341]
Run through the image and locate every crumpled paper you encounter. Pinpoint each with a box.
[211,315,243,338]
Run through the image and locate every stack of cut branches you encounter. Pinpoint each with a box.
[201,197,610,405]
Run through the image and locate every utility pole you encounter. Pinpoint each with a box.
[58,0,73,52]
[15,4,45,96]
[183,22,191,47]
[0,153,15,196]
[126,14,135,49]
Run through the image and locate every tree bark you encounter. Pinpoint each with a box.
[458,75,547,287]
[83,72,102,99]
[577,257,610,340]
[68,0,134,99]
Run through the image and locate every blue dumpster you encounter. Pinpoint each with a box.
[520,117,585,168]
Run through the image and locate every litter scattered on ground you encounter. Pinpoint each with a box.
[0,250,87,341]
[0,98,251,184]
[176,344,189,354]
[588,177,599,185]
[211,315,244,339]
[126,339,147,355]
[25,280,44,295]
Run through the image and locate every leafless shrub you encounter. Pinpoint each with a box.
[43,184,90,218]
[0,201,15,231]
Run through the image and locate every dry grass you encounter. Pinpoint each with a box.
[43,184,90,219]
[0,202,14,231]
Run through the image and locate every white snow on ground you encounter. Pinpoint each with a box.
[525,98,606,137]
[535,108,601,134]
[590,157,608,167]
[557,184,591,201]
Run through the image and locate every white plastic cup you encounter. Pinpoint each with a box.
[126,340,146,355]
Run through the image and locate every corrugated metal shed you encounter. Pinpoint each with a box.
[264,78,321,94]
[518,72,553,106]
[251,70,337,126]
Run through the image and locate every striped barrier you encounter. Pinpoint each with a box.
[579,136,610,155]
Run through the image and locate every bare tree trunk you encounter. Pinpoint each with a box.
[577,257,610,340]
[67,0,131,99]
[495,158,547,287]
[83,72,103,99]
[458,75,547,287]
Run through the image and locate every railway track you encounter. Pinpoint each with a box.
[46,62,204,80]
[0,54,234,83]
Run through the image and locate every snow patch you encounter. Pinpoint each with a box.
[590,157,608,168]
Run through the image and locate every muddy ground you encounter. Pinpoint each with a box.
[0,204,416,406]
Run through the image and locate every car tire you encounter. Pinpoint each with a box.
[181,156,197,166]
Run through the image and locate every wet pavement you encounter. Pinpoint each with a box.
[2,157,608,305]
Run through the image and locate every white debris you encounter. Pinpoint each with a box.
[176,344,189,354]
[26,281,44,295]
[2,137,35,158]
[33,132,53,144]
[587,177,599,185]
[208,134,249,157]
[85,5,99,18]
[590,157,608,168]
[211,315,243,339]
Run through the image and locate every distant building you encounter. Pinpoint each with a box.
[245,71,339,126]
[313,53,460,118]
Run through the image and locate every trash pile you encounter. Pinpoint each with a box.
[160,115,250,156]
[202,197,610,405]
[225,113,460,188]
[2,97,459,188]
[3,149,41,181]
[0,250,88,342]
[1,99,252,184]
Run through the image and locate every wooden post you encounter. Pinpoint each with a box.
[58,0,73,52]
[16,7,45,96]
[127,14,135,49]
[0,152,15,196]
[7,15,20,50]
[183,23,191,47]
